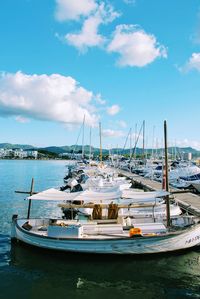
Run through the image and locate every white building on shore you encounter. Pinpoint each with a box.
[0,148,38,159]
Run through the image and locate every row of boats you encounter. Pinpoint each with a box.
[119,158,200,193]
[11,160,200,255]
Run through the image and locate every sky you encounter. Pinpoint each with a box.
[0,0,200,149]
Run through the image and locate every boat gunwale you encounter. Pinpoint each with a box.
[14,217,198,242]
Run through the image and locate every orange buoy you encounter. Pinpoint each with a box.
[129,227,142,237]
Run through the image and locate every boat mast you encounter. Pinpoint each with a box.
[164,120,171,227]
[99,122,103,165]
[152,125,155,159]
[175,139,177,160]
[82,115,85,160]
[116,144,119,167]
[134,123,137,160]
[155,138,158,159]
[143,120,145,161]
[89,127,92,162]
[129,128,132,160]
[130,122,143,163]
[129,128,132,172]
[27,178,34,219]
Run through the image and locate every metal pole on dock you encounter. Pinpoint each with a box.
[27,178,34,219]
[164,120,171,227]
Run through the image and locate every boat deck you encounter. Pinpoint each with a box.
[117,169,200,217]
[22,220,168,240]
[28,225,131,239]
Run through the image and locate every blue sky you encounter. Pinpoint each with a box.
[0,0,200,149]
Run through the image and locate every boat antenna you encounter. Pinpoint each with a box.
[164,120,171,227]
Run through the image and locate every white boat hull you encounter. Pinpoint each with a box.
[11,218,200,255]
[191,181,200,192]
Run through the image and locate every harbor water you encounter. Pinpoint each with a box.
[0,160,200,299]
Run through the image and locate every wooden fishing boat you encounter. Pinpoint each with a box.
[11,214,200,254]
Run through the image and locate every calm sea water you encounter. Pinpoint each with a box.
[1,160,200,299]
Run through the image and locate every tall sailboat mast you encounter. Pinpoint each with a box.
[143,120,145,160]
[164,120,171,227]
[134,123,137,160]
[82,115,85,159]
[99,122,103,164]
[129,128,132,160]
[89,127,92,161]
[152,125,155,159]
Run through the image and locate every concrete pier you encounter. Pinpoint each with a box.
[118,169,200,217]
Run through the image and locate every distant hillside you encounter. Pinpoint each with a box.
[0,143,35,150]
[38,146,200,158]
[39,146,66,154]
[0,143,200,157]
[41,145,109,155]
[108,146,200,158]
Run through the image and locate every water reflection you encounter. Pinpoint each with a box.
[7,242,200,299]
[0,234,10,267]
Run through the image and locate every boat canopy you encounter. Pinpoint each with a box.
[27,187,122,202]
[122,190,170,199]
[65,188,122,203]
[27,188,82,201]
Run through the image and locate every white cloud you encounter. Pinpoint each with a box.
[176,139,200,150]
[0,71,99,127]
[55,0,97,21]
[98,2,120,24]
[107,104,120,115]
[66,14,105,51]
[107,24,167,67]
[63,2,120,51]
[180,53,200,72]
[95,93,106,105]
[102,129,125,138]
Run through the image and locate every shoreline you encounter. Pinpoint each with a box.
[0,158,73,162]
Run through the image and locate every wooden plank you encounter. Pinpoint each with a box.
[15,191,38,194]
[58,202,159,209]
